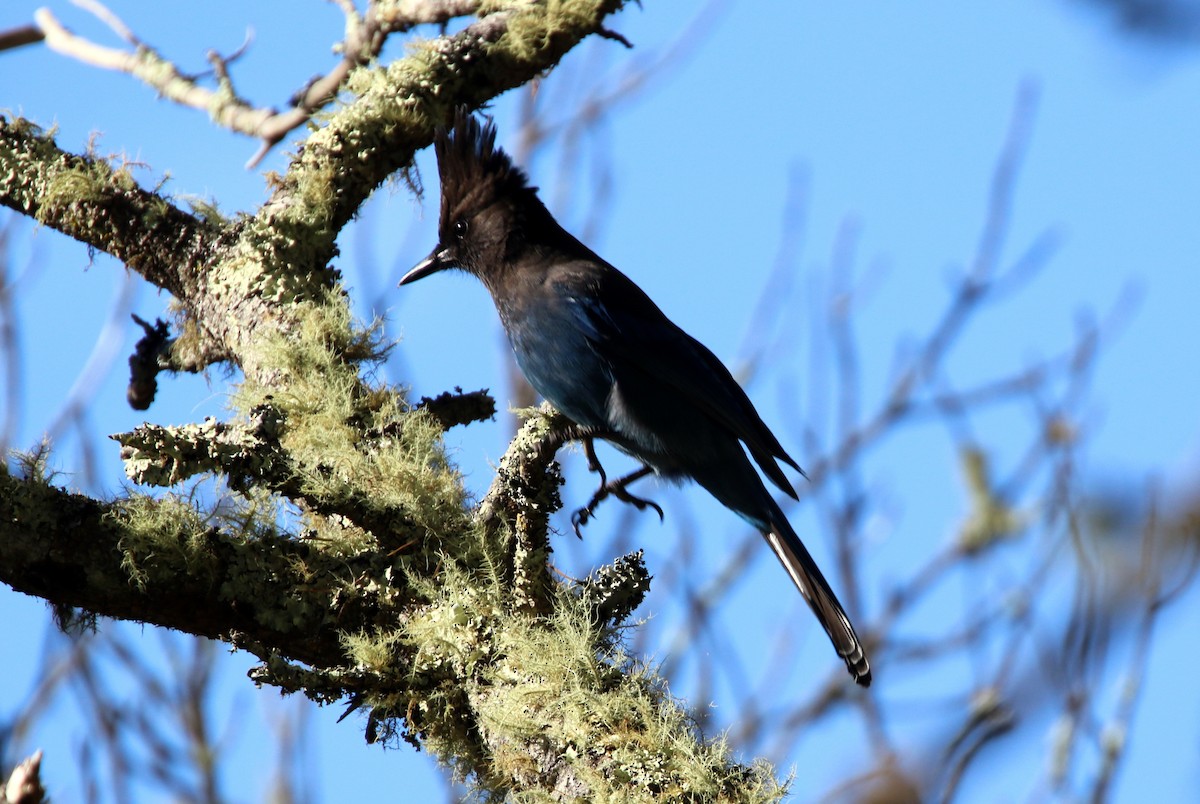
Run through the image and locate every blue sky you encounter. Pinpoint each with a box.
[3,1,1199,800]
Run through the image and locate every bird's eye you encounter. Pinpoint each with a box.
[452,219,468,240]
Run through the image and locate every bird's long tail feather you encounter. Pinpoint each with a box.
[765,516,871,687]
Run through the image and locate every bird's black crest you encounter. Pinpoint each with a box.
[434,108,532,226]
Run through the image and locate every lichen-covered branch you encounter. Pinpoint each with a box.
[413,388,497,429]
[0,117,217,300]
[324,412,781,800]
[0,458,380,670]
[111,401,445,549]
[113,407,290,489]
[4,406,782,800]
[1,1,632,388]
[24,0,493,168]
[32,7,276,142]
[0,1,790,799]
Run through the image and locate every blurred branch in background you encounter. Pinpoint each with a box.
[0,217,23,456]
[1069,0,1200,42]
[4,625,313,803]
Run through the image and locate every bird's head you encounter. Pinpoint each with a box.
[399,109,539,288]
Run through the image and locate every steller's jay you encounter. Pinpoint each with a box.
[400,110,871,686]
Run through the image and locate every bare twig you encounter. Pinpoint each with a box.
[33,6,276,157]
[0,24,43,52]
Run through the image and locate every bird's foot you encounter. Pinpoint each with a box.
[534,427,664,537]
[534,423,611,464]
[582,436,606,480]
[571,465,662,538]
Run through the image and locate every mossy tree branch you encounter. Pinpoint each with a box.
[1,0,631,384]
[0,117,217,300]
[0,1,792,799]
[0,459,374,670]
[2,410,781,800]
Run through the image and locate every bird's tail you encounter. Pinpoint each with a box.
[765,513,872,687]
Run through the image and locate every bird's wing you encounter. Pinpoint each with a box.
[562,266,802,497]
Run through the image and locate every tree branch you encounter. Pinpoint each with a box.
[0,2,796,798]
[0,461,367,670]
[33,6,275,144]
[0,118,216,300]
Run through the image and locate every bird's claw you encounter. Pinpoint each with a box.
[571,464,661,537]
[570,506,592,538]
[583,436,606,479]
[611,484,664,522]
[540,433,662,537]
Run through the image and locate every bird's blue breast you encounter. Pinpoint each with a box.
[505,296,612,430]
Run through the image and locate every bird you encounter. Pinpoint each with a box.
[399,109,871,687]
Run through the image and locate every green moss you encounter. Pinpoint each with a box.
[110,493,217,591]
[229,292,468,547]
[182,195,227,226]
[487,0,608,61]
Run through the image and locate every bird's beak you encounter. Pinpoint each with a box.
[398,246,455,286]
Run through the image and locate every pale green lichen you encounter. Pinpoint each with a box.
[412,579,786,802]
[334,511,783,802]
[110,492,218,591]
[228,295,468,546]
[182,195,227,226]
[113,411,284,488]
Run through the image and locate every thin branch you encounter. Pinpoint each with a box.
[72,0,139,45]
[0,24,43,52]
[34,7,277,143]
